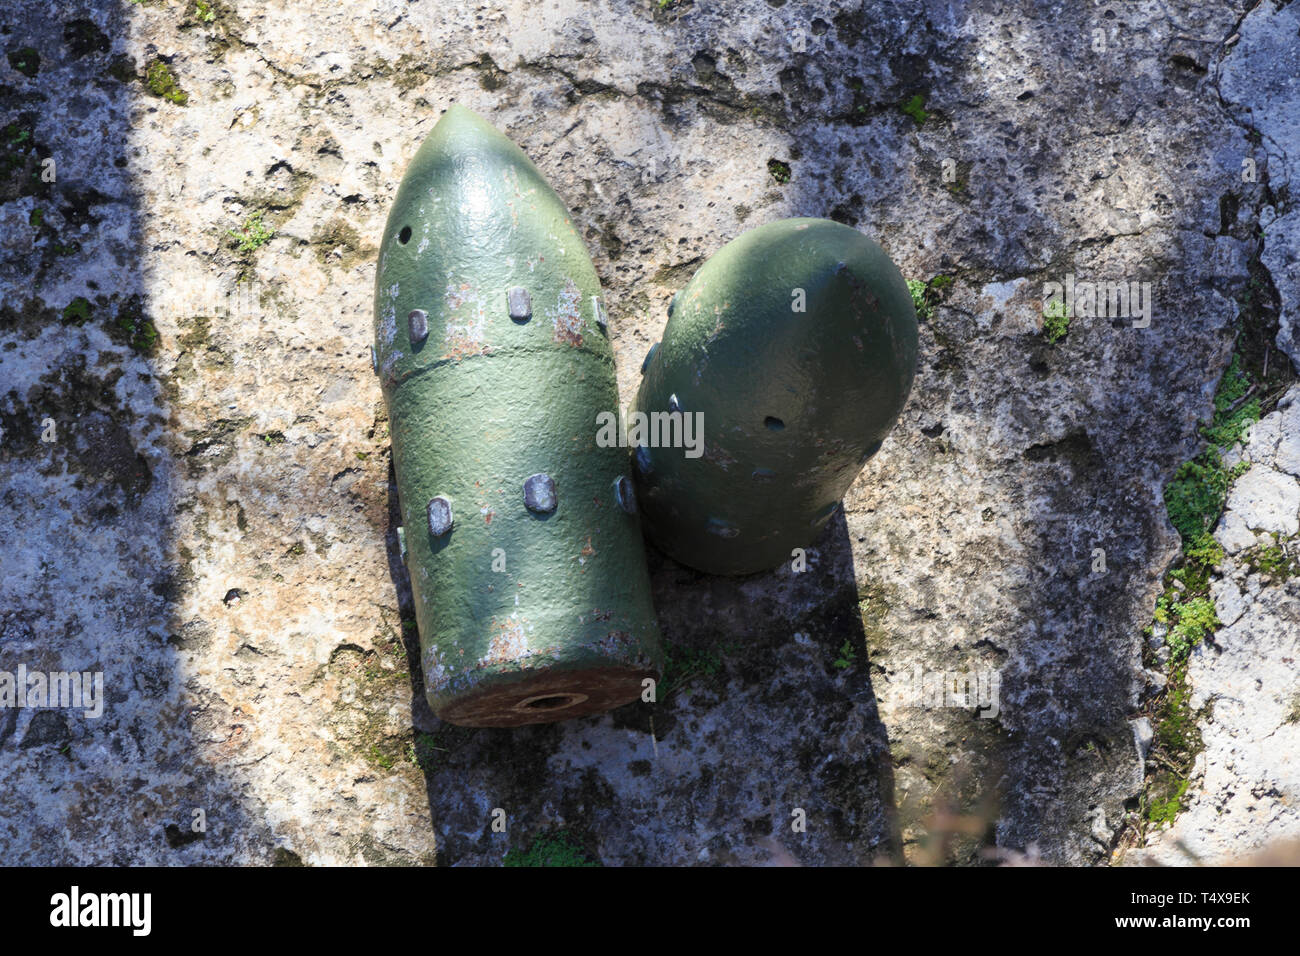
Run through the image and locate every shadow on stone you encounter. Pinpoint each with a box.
[0,4,265,864]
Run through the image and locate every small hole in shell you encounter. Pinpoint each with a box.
[526,694,574,710]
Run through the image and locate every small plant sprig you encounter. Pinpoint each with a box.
[504,831,600,868]
[832,639,858,670]
[229,212,274,253]
[767,158,792,184]
[900,93,929,125]
[908,274,954,321]
[1042,297,1069,344]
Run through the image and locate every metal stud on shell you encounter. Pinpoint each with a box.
[523,473,557,514]
[507,286,532,322]
[427,496,453,536]
[409,309,429,345]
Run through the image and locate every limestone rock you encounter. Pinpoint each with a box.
[0,0,1291,866]
[1221,466,1300,538]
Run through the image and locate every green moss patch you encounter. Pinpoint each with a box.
[1133,323,1287,843]
[61,297,91,325]
[1042,297,1068,344]
[1164,453,1244,546]
[504,831,600,867]
[1144,665,1202,826]
[908,274,953,321]
[145,58,188,105]
[1243,534,1299,579]
[766,158,792,184]
[899,93,929,125]
[832,639,857,670]
[1200,353,1259,447]
[110,297,160,354]
[658,639,731,700]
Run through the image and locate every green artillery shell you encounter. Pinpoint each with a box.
[374,105,662,727]
[632,218,918,575]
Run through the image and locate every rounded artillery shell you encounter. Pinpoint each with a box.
[632,218,918,575]
[374,104,663,727]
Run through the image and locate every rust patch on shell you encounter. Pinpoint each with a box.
[445,281,472,311]
[550,279,584,347]
[484,614,531,666]
[443,280,491,360]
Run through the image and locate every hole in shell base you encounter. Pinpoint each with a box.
[514,692,590,713]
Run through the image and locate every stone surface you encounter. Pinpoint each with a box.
[0,0,1292,866]
[1220,0,1300,372]
[1210,575,1250,628]
[1270,391,1300,477]
[1220,465,1300,539]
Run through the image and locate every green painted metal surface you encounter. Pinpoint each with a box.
[632,218,918,575]
[374,105,662,727]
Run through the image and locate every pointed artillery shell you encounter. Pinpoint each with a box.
[374,105,663,726]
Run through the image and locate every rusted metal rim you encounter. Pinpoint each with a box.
[434,666,651,728]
